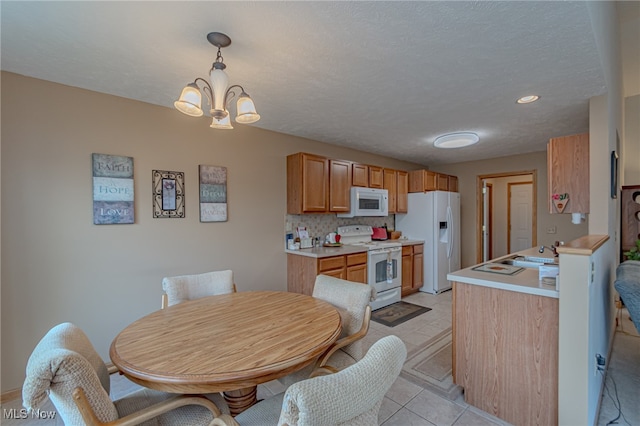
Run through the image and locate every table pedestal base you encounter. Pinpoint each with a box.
[223,386,258,416]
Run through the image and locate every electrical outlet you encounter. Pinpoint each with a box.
[546,225,557,234]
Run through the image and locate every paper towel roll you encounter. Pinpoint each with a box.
[571,213,582,224]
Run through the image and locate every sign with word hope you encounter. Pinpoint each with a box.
[92,153,134,224]
[199,165,228,222]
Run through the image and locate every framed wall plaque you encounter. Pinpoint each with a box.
[92,153,134,225]
[199,165,228,222]
[153,170,185,218]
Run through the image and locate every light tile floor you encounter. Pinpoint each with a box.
[3,291,638,425]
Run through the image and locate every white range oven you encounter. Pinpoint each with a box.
[337,225,402,311]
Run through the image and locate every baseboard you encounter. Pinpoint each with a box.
[0,387,21,404]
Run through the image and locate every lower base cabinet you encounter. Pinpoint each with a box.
[401,244,424,296]
[453,282,558,426]
[287,252,368,295]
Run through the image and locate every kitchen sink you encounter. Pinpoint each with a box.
[494,255,557,269]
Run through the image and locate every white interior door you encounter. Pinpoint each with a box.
[509,182,533,252]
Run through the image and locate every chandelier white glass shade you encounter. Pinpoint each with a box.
[174,32,260,130]
[433,132,480,149]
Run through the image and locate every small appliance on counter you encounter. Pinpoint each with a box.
[296,226,313,248]
[371,227,388,240]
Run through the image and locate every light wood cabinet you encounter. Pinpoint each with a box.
[352,163,368,187]
[453,282,558,426]
[329,159,351,213]
[409,170,437,192]
[547,133,589,214]
[437,173,448,191]
[397,171,408,213]
[287,252,367,295]
[412,244,424,291]
[383,169,398,214]
[401,244,424,296]
[346,252,368,283]
[448,175,458,193]
[369,166,383,188]
[287,152,415,213]
[409,170,459,193]
[287,153,328,214]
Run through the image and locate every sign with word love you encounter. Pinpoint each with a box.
[552,193,569,213]
[199,165,228,222]
[92,153,134,224]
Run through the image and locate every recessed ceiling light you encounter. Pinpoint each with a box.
[433,132,480,149]
[516,95,540,104]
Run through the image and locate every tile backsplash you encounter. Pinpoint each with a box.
[286,214,396,242]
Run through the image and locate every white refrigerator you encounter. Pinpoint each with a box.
[395,191,461,294]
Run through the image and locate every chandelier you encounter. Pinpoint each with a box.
[174,32,260,130]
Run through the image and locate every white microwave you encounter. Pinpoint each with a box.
[337,187,389,218]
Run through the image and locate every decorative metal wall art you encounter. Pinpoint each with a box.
[92,153,134,224]
[153,170,185,218]
[199,165,227,222]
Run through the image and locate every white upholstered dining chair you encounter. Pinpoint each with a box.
[22,322,227,426]
[279,274,374,386]
[212,335,407,426]
[161,269,236,308]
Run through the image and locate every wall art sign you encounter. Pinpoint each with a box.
[552,193,569,213]
[153,170,185,218]
[199,165,228,222]
[92,153,134,225]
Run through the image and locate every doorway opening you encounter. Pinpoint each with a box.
[476,171,537,264]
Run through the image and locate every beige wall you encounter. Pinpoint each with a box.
[623,95,640,185]
[433,152,588,268]
[0,72,423,391]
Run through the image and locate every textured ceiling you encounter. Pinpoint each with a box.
[1,1,624,166]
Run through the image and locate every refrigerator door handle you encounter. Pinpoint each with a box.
[446,206,453,259]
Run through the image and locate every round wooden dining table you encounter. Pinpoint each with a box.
[110,291,341,415]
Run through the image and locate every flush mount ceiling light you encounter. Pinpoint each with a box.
[174,32,260,130]
[516,95,540,104]
[433,132,480,149]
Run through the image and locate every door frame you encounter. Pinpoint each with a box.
[476,170,538,264]
[507,181,533,253]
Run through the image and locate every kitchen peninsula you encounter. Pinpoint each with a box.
[448,247,559,426]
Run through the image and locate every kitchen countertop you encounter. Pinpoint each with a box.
[285,244,368,258]
[285,238,424,258]
[447,247,559,298]
[398,239,424,246]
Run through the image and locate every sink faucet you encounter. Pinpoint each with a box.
[539,241,560,257]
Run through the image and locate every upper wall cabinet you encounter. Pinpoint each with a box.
[329,159,352,213]
[287,153,328,214]
[408,170,458,193]
[383,169,398,214]
[287,152,411,215]
[547,133,589,214]
[369,166,384,188]
[352,163,369,187]
[397,171,408,213]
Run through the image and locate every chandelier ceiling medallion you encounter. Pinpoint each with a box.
[174,32,260,130]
